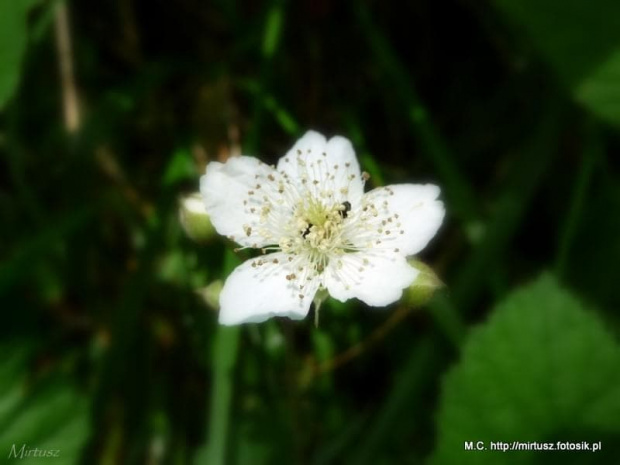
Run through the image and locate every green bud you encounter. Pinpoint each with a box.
[179,193,216,242]
[197,280,223,311]
[403,259,444,307]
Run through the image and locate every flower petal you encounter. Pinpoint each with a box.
[325,252,418,306]
[349,184,444,257]
[218,253,319,325]
[277,131,364,205]
[200,156,281,247]
[325,135,365,205]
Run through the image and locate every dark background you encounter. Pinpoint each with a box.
[1,0,619,464]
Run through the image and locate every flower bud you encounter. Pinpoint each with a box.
[402,259,444,307]
[197,280,223,311]
[179,193,216,242]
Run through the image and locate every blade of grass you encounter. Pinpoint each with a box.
[245,0,287,151]
[554,118,599,279]
[344,116,386,187]
[262,3,283,58]
[238,79,300,136]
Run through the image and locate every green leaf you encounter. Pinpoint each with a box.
[575,50,620,129]
[162,148,197,187]
[0,341,91,465]
[431,274,620,465]
[493,0,620,126]
[0,0,38,110]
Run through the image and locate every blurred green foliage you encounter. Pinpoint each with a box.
[0,340,90,464]
[0,0,39,110]
[494,0,620,126]
[1,0,619,464]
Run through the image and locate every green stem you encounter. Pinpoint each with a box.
[204,250,241,465]
[206,325,241,464]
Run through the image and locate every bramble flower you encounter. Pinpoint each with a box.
[200,131,444,325]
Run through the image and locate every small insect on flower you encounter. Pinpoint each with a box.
[200,130,445,325]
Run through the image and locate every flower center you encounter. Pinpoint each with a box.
[279,197,352,273]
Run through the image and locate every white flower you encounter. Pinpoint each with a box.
[200,131,445,325]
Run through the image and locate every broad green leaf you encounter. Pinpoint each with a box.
[0,341,91,465]
[431,274,620,465]
[0,0,40,110]
[494,0,620,126]
[0,344,32,420]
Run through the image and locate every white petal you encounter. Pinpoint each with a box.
[351,184,444,256]
[325,136,364,205]
[278,130,326,171]
[325,252,418,307]
[277,131,364,205]
[200,156,280,248]
[218,253,319,325]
